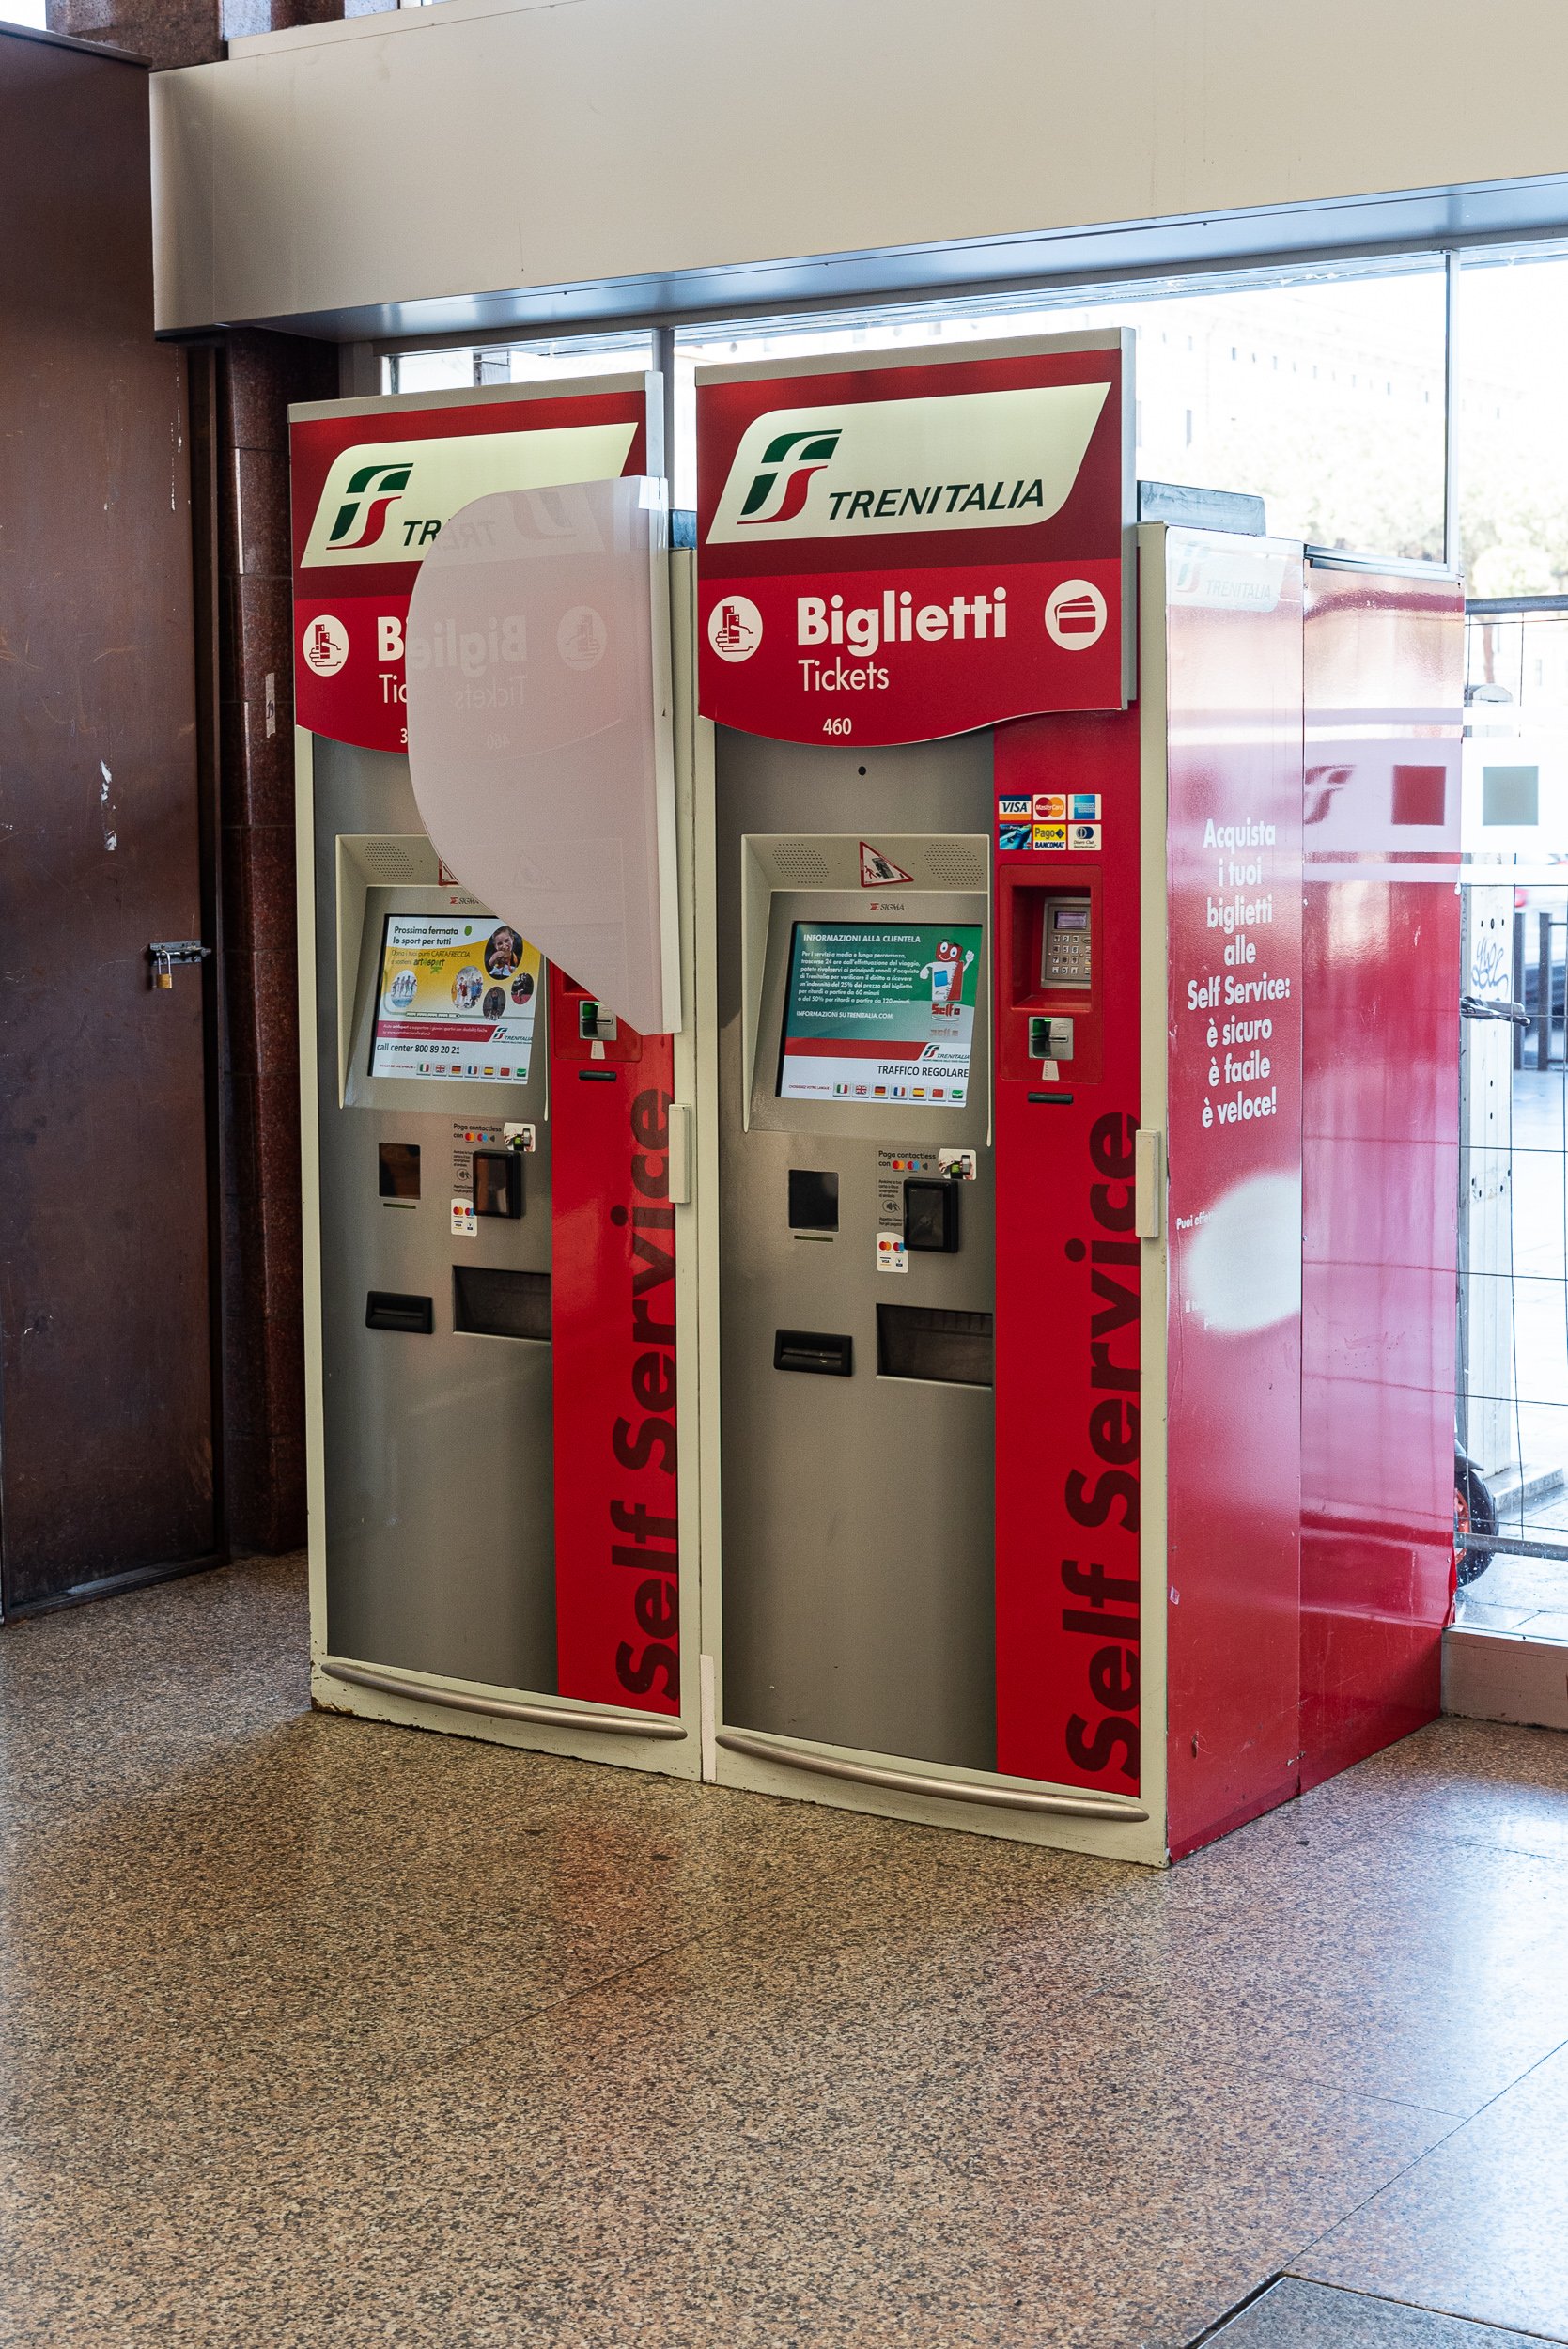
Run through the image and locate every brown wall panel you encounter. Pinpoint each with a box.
[0,28,216,1607]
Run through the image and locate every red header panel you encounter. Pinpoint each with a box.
[697,341,1129,747]
[289,385,650,754]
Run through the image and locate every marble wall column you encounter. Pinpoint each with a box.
[216,330,336,1549]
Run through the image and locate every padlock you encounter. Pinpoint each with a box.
[153,950,173,990]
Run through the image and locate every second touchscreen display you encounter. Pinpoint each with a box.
[776,920,982,1106]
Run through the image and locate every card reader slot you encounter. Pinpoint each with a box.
[365,1291,434,1335]
[877,1304,993,1387]
[773,1329,853,1377]
[453,1266,551,1343]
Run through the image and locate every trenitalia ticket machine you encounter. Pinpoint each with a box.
[703,534,1461,1863]
[291,380,699,1775]
[693,335,1463,1862]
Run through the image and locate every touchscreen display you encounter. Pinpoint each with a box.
[777,920,982,1105]
[368,914,543,1084]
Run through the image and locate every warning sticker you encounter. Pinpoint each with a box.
[861,841,914,888]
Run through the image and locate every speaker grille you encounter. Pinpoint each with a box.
[771,841,831,885]
[924,841,987,890]
[365,841,423,880]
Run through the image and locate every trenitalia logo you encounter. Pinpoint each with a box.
[300,423,640,568]
[737,429,843,525]
[706,383,1111,546]
[329,461,413,548]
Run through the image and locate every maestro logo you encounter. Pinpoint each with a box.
[706,381,1111,546]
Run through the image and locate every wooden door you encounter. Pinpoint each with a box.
[0,26,221,1611]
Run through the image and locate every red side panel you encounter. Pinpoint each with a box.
[993,708,1144,1794]
[549,967,679,1714]
[1299,571,1462,1788]
[1163,538,1305,1859]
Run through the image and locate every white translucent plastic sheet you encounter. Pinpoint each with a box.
[404,477,678,1035]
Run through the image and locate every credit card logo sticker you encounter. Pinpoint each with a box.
[1033,822,1067,850]
[1070,793,1102,820]
[1033,793,1066,821]
[998,823,1031,852]
[1068,822,1102,850]
[997,795,1032,818]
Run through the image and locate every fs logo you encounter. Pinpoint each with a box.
[737,429,842,527]
[328,460,414,551]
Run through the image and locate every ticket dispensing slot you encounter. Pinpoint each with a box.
[997,869,1103,1085]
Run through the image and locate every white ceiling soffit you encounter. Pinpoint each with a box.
[234,178,1568,348]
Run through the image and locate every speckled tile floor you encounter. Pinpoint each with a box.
[2,1558,1568,2348]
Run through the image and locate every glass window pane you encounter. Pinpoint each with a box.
[1458,247,1568,595]
[672,261,1448,556]
[385,334,652,398]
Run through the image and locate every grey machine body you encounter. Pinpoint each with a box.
[311,736,557,1695]
[714,728,998,1771]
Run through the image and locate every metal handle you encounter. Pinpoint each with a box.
[321,1657,688,1739]
[1460,995,1530,1026]
[716,1727,1148,1820]
[667,1103,692,1205]
[1134,1128,1163,1241]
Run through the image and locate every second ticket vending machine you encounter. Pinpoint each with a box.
[694,333,1461,1862]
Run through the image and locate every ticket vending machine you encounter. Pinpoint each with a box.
[694,334,1462,1864]
[291,379,699,1773]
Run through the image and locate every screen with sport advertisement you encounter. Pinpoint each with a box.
[368,913,543,1083]
[776,921,982,1104]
